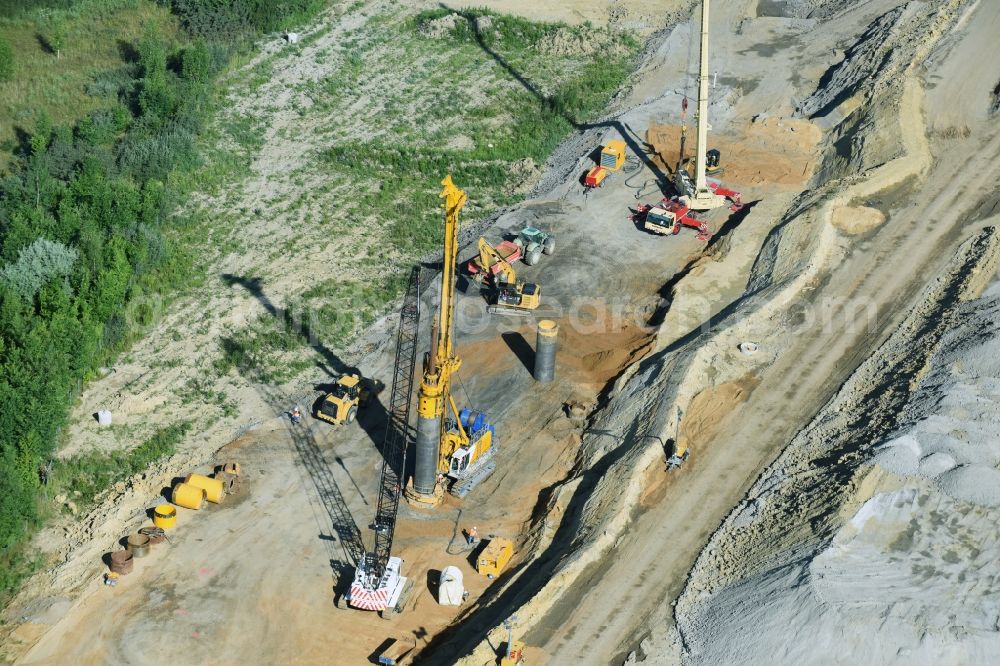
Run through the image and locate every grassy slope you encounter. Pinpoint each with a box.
[196,6,639,384]
[0,0,179,170]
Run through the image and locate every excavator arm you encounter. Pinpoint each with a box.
[476,236,518,285]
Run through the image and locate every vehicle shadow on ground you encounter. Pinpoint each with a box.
[417,419,645,663]
[220,273,396,466]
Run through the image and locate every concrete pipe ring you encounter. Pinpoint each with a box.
[215,471,237,493]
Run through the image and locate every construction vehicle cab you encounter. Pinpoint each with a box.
[316,374,364,425]
[642,199,711,240]
[512,226,555,266]
[644,204,683,234]
[680,148,723,177]
[449,447,473,477]
[667,438,690,468]
[500,642,525,666]
[495,278,540,313]
[705,148,722,175]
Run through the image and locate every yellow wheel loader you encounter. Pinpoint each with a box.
[315,374,380,425]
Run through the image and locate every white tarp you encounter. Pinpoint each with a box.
[437,566,464,605]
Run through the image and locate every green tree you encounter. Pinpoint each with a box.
[0,35,14,82]
[0,238,78,302]
[40,13,68,59]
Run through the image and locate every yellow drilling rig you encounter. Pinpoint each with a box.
[407,176,498,505]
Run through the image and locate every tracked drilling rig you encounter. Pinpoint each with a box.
[344,267,420,615]
[675,0,727,211]
[407,176,498,505]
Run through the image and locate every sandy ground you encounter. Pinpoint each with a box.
[671,1,1000,663]
[2,3,709,659]
[438,0,1000,664]
[5,0,1000,664]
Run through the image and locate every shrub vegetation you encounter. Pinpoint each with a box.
[0,35,13,81]
[0,0,330,603]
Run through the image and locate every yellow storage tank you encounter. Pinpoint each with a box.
[153,504,177,529]
[185,473,225,504]
[477,537,514,579]
[172,482,207,510]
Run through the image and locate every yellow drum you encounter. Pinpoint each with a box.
[185,473,225,504]
[172,482,207,510]
[153,504,177,529]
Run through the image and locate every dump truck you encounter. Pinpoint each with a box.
[583,139,626,188]
[467,238,522,283]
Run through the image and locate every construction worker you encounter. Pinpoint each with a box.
[466,526,478,545]
[291,407,302,425]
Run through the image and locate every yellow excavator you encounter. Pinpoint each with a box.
[409,176,498,504]
[666,405,690,468]
[475,237,542,316]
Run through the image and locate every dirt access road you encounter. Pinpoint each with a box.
[526,1,1000,664]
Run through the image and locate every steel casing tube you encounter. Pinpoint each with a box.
[413,414,441,494]
[534,319,558,383]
